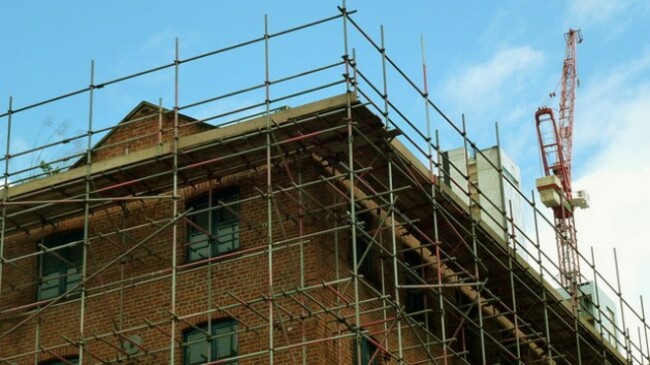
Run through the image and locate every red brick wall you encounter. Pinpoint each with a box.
[90,103,211,163]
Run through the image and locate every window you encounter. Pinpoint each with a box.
[187,190,239,262]
[355,238,375,282]
[455,289,481,364]
[354,336,380,365]
[606,306,617,345]
[41,356,79,365]
[405,288,426,319]
[579,294,595,325]
[403,249,427,322]
[184,319,238,365]
[38,231,84,300]
[352,210,375,282]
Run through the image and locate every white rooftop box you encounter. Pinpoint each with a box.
[536,175,563,209]
[571,190,590,209]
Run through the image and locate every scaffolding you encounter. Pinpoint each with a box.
[0,5,648,365]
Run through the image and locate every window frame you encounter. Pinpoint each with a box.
[354,335,380,365]
[355,237,375,282]
[183,319,238,365]
[40,356,79,365]
[403,249,428,324]
[351,210,376,283]
[186,188,240,263]
[37,230,84,301]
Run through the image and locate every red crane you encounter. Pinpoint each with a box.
[535,29,588,299]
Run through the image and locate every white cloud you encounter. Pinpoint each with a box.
[572,52,650,337]
[575,89,650,289]
[141,29,177,54]
[568,0,629,28]
[442,46,543,112]
[573,51,650,155]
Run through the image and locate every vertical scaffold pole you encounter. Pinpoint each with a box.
[79,60,96,365]
[614,248,631,362]
[573,279,583,364]
[338,4,350,362]
[434,129,449,364]
[420,34,449,365]
[507,200,522,364]
[494,123,508,241]
[347,51,362,365]
[297,151,308,365]
[340,2,362,363]
[638,327,644,365]
[641,296,650,364]
[0,97,13,342]
[496,123,522,364]
[420,33,441,361]
[264,14,276,365]
[170,37,180,365]
[380,25,404,364]
[589,247,605,346]
[462,116,487,364]
[532,192,553,363]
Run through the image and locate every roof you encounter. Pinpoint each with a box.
[70,100,213,168]
[1,94,387,232]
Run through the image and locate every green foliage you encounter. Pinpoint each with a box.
[39,160,60,176]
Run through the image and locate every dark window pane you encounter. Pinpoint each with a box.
[187,191,239,263]
[38,231,83,300]
[188,236,211,261]
[215,320,238,359]
[218,204,237,224]
[184,320,238,365]
[356,239,373,282]
[355,337,379,365]
[41,356,79,365]
[186,330,210,365]
[192,210,210,235]
[39,273,60,300]
[66,267,82,292]
[216,222,238,254]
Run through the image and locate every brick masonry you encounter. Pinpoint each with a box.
[0,102,447,365]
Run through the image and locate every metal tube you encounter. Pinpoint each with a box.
[78,60,96,365]
[507,200,522,364]
[532,191,553,364]
[169,37,180,365]
[264,14,276,365]
[590,247,606,344]
[433,129,449,364]
[642,295,650,364]
[379,25,404,364]
[339,3,363,364]
[297,152,308,364]
[348,72,363,365]
[463,116,487,364]
[0,97,12,330]
[614,248,631,361]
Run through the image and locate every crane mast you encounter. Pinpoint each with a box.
[535,29,587,299]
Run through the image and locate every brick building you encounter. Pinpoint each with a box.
[0,92,630,364]
[0,95,442,364]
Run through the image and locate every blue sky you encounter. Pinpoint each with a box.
[2,0,650,346]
